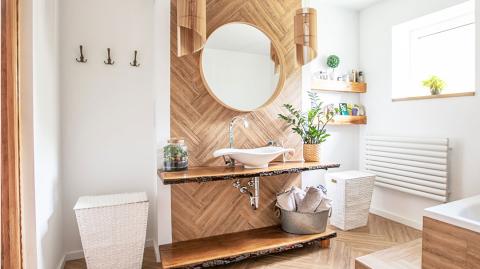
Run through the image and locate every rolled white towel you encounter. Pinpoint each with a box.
[297,187,324,213]
[292,187,306,209]
[276,189,296,211]
[315,197,332,213]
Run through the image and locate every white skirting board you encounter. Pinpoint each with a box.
[56,256,66,269]
[370,208,423,230]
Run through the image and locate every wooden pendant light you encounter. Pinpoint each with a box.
[177,0,207,57]
[294,8,317,66]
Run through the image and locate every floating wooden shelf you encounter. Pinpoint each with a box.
[312,79,367,93]
[159,225,337,269]
[330,115,367,125]
[158,161,340,185]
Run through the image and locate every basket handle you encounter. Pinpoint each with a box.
[274,206,282,219]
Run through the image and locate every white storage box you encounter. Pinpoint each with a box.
[74,192,149,269]
[326,171,375,231]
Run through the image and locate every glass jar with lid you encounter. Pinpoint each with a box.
[163,138,189,171]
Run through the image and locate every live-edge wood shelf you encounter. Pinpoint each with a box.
[312,79,367,93]
[159,225,337,269]
[158,161,340,185]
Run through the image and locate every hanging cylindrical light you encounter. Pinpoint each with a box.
[294,7,317,65]
[177,0,207,57]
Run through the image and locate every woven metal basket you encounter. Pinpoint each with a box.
[279,208,331,235]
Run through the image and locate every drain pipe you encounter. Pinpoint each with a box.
[233,177,260,210]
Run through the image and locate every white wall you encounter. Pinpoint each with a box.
[154,0,172,245]
[59,0,157,255]
[302,4,361,187]
[19,0,38,267]
[359,0,480,228]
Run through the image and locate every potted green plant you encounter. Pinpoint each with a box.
[163,139,189,171]
[278,92,335,162]
[422,76,445,95]
[326,55,340,80]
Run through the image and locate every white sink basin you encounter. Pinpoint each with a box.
[213,147,295,169]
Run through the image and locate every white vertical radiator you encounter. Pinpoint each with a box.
[365,136,449,202]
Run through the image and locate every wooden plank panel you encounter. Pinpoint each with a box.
[170,0,303,242]
[159,226,337,269]
[422,217,480,269]
[1,0,22,267]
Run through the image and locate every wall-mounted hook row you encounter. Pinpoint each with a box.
[75,45,141,67]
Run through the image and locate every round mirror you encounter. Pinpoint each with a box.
[200,23,285,112]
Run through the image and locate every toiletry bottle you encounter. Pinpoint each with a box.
[358,71,365,83]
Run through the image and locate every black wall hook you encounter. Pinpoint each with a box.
[130,50,140,67]
[76,45,87,63]
[104,48,115,65]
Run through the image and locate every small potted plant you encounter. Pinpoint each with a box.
[278,92,335,162]
[422,76,445,95]
[326,55,340,80]
[163,139,189,171]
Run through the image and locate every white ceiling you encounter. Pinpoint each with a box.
[309,0,384,10]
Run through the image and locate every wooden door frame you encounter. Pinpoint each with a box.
[1,0,23,267]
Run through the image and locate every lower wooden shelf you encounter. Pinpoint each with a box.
[330,115,367,125]
[159,226,337,268]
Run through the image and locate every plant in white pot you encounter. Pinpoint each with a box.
[278,92,335,162]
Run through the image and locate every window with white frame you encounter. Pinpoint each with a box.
[392,0,476,100]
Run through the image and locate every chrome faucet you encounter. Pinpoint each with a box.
[225,116,249,166]
[229,116,249,148]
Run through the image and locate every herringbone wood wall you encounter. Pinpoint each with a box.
[170,0,302,242]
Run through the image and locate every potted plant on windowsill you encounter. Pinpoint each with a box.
[278,92,335,162]
[422,75,446,96]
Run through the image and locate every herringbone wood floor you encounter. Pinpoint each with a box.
[64,214,422,269]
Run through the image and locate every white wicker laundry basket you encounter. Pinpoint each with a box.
[74,192,149,269]
[326,171,375,231]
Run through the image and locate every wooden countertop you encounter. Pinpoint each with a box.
[158,161,340,185]
[159,225,337,268]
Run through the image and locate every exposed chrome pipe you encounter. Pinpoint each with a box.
[233,177,260,210]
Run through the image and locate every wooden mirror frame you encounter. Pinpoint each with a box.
[199,22,286,112]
